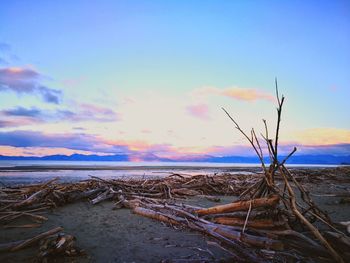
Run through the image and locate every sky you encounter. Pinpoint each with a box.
[0,0,349,159]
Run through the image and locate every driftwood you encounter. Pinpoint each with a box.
[0,168,349,262]
[13,189,50,209]
[220,80,349,262]
[196,195,279,215]
[212,217,285,229]
[0,166,349,262]
[0,227,63,252]
[37,233,85,261]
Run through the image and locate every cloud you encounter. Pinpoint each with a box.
[293,128,350,145]
[38,86,61,104]
[186,104,211,120]
[0,130,133,155]
[0,130,106,152]
[0,67,62,104]
[0,103,119,128]
[0,130,170,156]
[0,145,108,157]
[77,103,119,121]
[56,102,119,122]
[193,86,275,102]
[0,120,27,128]
[0,107,44,127]
[2,107,41,117]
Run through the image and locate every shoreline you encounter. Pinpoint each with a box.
[0,164,344,171]
[0,166,347,187]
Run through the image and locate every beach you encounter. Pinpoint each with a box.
[0,165,349,262]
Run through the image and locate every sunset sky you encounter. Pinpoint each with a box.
[0,0,349,159]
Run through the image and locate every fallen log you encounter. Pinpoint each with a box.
[212,217,286,229]
[171,188,201,196]
[324,231,350,253]
[134,203,283,252]
[91,188,114,205]
[12,189,51,209]
[196,195,280,215]
[0,227,63,252]
[64,188,104,203]
[3,224,41,229]
[37,233,85,260]
[202,210,271,220]
[207,224,284,250]
[133,206,184,225]
[259,229,329,257]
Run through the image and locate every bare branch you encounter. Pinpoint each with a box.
[279,147,297,166]
[222,107,266,170]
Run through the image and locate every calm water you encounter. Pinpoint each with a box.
[0,160,263,168]
[0,160,339,186]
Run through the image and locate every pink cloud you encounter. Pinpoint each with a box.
[194,86,275,102]
[222,88,274,102]
[186,104,210,120]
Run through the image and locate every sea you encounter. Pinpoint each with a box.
[0,160,340,186]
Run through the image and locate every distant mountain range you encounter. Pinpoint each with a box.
[0,153,349,165]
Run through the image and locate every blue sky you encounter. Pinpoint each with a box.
[0,0,349,158]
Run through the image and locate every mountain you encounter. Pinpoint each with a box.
[0,153,349,164]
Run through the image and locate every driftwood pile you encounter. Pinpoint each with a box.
[0,173,264,261]
[0,169,349,262]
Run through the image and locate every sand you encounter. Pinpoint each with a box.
[1,167,349,262]
[1,196,237,263]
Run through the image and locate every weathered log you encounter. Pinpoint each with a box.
[0,211,47,224]
[213,217,286,229]
[37,233,84,259]
[0,227,63,252]
[11,226,63,252]
[90,189,114,205]
[12,189,50,209]
[65,188,104,203]
[3,223,41,229]
[133,206,184,225]
[196,195,280,215]
[135,203,283,252]
[0,240,23,252]
[207,224,283,250]
[202,210,271,220]
[259,229,329,257]
[280,170,345,263]
[171,188,201,196]
[324,231,350,252]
